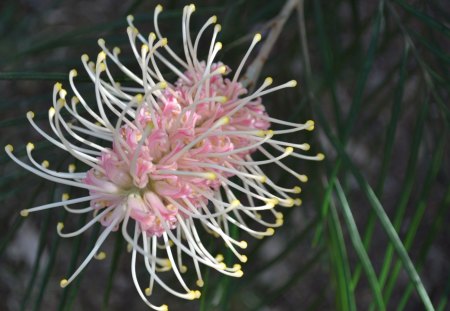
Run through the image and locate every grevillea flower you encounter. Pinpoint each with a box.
[5,4,323,310]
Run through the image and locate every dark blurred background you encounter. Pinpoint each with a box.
[0,0,449,310]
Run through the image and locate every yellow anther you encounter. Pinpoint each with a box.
[285,198,295,207]
[187,290,198,300]
[254,33,262,42]
[266,228,275,236]
[20,209,29,217]
[159,81,168,89]
[294,198,302,206]
[215,254,224,262]
[141,44,149,54]
[189,4,196,12]
[240,255,248,263]
[259,175,267,183]
[113,47,121,55]
[215,24,222,32]
[233,264,242,270]
[57,222,64,231]
[235,270,244,277]
[98,63,107,72]
[26,142,34,151]
[5,144,13,152]
[145,287,152,296]
[219,116,230,125]
[293,186,302,193]
[62,193,70,201]
[288,80,298,87]
[60,279,69,288]
[59,89,67,99]
[285,146,294,154]
[275,212,284,219]
[196,279,204,287]
[264,77,273,85]
[217,96,228,103]
[161,38,168,46]
[239,241,248,249]
[97,38,105,46]
[180,265,188,273]
[68,164,76,173]
[41,160,49,168]
[228,200,240,208]
[81,54,89,62]
[218,262,227,270]
[306,120,315,131]
[69,69,78,77]
[155,4,163,13]
[317,153,325,160]
[94,251,106,260]
[211,15,217,23]
[26,111,35,119]
[160,305,168,311]
[215,42,223,50]
[98,51,106,61]
[299,175,308,183]
[218,65,227,74]
[276,218,284,226]
[127,15,134,22]
[135,94,143,103]
[127,243,133,252]
[48,107,56,117]
[204,172,217,180]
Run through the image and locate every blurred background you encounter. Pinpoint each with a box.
[0,0,449,310]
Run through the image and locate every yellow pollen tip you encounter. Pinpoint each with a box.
[254,33,262,42]
[217,96,228,103]
[180,265,188,273]
[62,193,70,201]
[218,262,227,270]
[68,164,76,173]
[187,290,197,300]
[233,264,242,270]
[59,89,67,99]
[26,111,35,119]
[317,153,325,160]
[189,4,196,12]
[302,143,310,150]
[288,80,298,87]
[306,120,315,131]
[240,255,248,263]
[161,305,168,311]
[145,287,152,296]
[113,47,121,55]
[55,82,62,91]
[196,279,204,287]
[135,94,144,103]
[215,42,223,50]
[230,200,240,208]
[141,44,149,53]
[276,218,284,226]
[218,66,227,74]
[275,212,284,219]
[69,69,78,77]
[159,81,168,89]
[98,51,106,61]
[215,24,222,32]
[5,144,13,152]
[127,15,134,22]
[211,15,217,23]
[204,172,217,180]
[293,186,302,194]
[266,228,275,236]
[215,254,224,262]
[26,142,34,151]
[97,38,105,46]
[161,38,168,46]
[42,160,49,168]
[20,209,29,217]
[264,77,273,85]
[95,251,106,260]
[81,54,89,62]
[49,107,56,117]
[285,146,294,154]
[149,32,157,41]
[235,270,244,277]
[294,198,302,206]
[239,241,248,249]
[60,279,69,288]
[259,176,267,183]
[299,175,308,183]
[57,222,64,231]
[155,4,163,13]
[286,198,295,207]
[219,116,230,125]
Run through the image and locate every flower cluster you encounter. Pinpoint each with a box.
[6,4,323,310]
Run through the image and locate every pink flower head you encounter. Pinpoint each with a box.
[5,4,324,311]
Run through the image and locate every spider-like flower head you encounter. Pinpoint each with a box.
[5,4,323,310]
